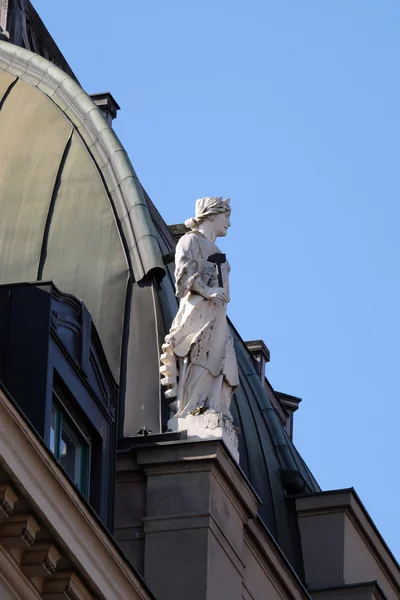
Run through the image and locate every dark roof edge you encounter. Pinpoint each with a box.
[230,320,313,476]
[25,1,77,80]
[252,514,312,600]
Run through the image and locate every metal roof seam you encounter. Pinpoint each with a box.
[0,40,165,284]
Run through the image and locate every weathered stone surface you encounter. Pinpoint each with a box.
[161,197,239,458]
[168,411,239,462]
[0,514,40,548]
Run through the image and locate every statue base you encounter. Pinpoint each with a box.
[168,411,239,463]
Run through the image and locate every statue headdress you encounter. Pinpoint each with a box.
[184,197,231,230]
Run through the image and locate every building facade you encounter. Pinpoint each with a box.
[0,2,398,599]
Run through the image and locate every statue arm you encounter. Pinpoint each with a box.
[175,234,209,299]
[175,234,229,303]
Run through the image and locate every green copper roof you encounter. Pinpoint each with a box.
[0,40,166,382]
[0,40,165,284]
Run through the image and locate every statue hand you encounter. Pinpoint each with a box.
[207,287,230,303]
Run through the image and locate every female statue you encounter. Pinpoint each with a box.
[160,197,239,423]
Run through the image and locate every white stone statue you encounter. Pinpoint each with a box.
[160,197,239,458]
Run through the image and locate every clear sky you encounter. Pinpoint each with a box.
[33,0,400,560]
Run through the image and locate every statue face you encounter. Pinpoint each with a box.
[212,211,231,238]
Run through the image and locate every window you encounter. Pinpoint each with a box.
[50,399,90,497]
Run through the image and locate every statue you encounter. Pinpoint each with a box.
[160,197,239,458]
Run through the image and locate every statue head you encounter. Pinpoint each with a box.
[185,197,231,237]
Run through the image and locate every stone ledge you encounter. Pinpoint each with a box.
[136,438,260,521]
[168,410,239,462]
[296,490,400,598]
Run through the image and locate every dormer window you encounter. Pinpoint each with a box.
[0,282,118,529]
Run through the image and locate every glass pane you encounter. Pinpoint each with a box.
[59,418,83,488]
[50,405,57,455]
[50,398,90,497]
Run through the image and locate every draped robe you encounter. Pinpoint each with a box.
[162,231,239,418]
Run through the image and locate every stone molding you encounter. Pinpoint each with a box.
[136,439,260,520]
[0,513,40,548]
[244,519,311,600]
[127,439,311,600]
[310,581,388,600]
[296,490,400,599]
[43,572,95,600]
[0,482,18,518]
[0,542,43,599]
[0,384,154,600]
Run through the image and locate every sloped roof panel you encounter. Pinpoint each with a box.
[0,76,72,281]
[0,68,14,100]
[41,131,129,378]
[0,39,165,284]
[0,40,166,383]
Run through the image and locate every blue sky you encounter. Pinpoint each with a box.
[33,0,400,559]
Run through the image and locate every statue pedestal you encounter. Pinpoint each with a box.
[168,411,239,463]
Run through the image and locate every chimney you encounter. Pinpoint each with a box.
[245,339,270,381]
[275,392,302,439]
[90,92,120,126]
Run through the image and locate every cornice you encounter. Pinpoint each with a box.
[296,490,400,596]
[244,519,311,600]
[0,384,155,599]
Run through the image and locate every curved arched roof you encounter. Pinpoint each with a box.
[0,40,165,379]
[0,41,164,281]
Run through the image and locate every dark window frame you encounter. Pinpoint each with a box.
[51,388,91,497]
[0,282,118,530]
